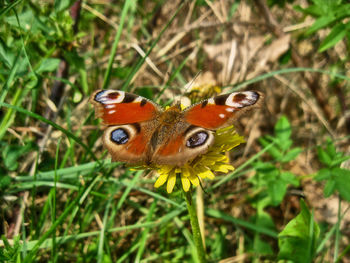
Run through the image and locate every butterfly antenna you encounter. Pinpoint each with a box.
[184,70,202,94]
[174,71,202,106]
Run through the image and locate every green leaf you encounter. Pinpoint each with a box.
[259,137,283,160]
[36,58,61,73]
[319,23,347,52]
[0,175,12,191]
[317,146,332,166]
[64,51,85,71]
[333,168,350,201]
[0,42,16,69]
[2,142,35,171]
[275,116,291,142]
[323,180,336,197]
[306,15,336,35]
[325,138,337,158]
[254,162,279,182]
[281,171,299,186]
[276,138,293,152]
[331,154,350,167]
[253,237,273,255]
[294,5,323,17]
[267,179,287,206]
[54,0,75,13]
[281,147,302,162]
[278,199,320,263]
[314,168,332,181]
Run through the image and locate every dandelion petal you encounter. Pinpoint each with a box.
[189,175,199,186]
[167,172,176,193]
[181,176,191,192]
[154,173,168,188]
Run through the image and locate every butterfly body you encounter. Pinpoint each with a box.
[90,89,262,166]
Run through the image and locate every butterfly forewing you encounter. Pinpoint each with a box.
[184,91,262,129]
[90,90,161,125]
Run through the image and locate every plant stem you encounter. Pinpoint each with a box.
[183,189,206,263]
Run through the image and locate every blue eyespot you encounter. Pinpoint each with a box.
[186,131,208,148]
[111,128,129,144]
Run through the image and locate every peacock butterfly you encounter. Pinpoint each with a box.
[90,90,263,166]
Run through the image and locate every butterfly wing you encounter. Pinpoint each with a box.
[90,90,162,163]
[184,91,262,129]
[90,90,162,125]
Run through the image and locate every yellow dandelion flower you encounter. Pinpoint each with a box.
[153,125,245,193]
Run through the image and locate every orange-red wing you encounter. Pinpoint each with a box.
[185,104,237,129]
[184,91,262,129]
[157,135,184,156]
[90,90,161,125]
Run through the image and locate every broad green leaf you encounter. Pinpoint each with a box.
[36,58,61,73]
[267,180,287,206]
[253,237,273,255]
[317,147,332,166]
[325,138,337,158]
[54,0,75,13]
[331,154,350,167]
[306,15,337,35]
[333,168,350,201]
[259,137,283,160]
[64,51,85,71]
[0,42,16,69]
[319,23,347,52]
[323,180,336,197]
[281,171,299,186]
[0,175,11,191]
[277,138,293,152]
[2,142,35,171]
[281,147,302,162]
[278,199,319,263]
[314,168,332,181]
[294,5,323,17]
[274,116,291,143]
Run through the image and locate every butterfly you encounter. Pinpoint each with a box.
[90,90,263,166]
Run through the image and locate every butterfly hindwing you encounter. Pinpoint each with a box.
[102,124,152,164]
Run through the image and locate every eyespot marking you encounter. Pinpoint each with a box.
[186,131,209,148]
[111,128,129,145]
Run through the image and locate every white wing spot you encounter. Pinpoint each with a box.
[225,107,234,112]
[108,110,116,114]
[219,113,226,118]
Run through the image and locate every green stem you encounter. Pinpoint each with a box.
[183,189,206,263]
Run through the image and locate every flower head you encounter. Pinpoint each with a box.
[149,125,245,193]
